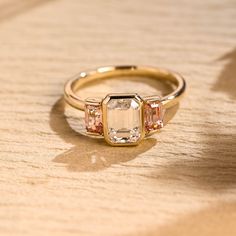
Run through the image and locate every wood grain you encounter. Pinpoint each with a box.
[0,0,235,235]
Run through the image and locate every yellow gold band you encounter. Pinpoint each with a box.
[64,65,186,110]
[63,65,186,146]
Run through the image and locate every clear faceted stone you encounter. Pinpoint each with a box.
[106,97,142,144]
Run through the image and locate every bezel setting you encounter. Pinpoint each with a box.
[102,93,145,146]
[85,98,103,136]
[144,96,165,133]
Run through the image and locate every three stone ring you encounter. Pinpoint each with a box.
[64,65,186,146]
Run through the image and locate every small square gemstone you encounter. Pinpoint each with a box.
[85,104,103,135]
[144,98,164,132]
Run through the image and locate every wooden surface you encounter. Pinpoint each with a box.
[0,0,236,235]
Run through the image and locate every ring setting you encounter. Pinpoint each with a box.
[64,65,186,146]
[85,94,164,146]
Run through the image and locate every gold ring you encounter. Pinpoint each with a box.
[64,65,186,146]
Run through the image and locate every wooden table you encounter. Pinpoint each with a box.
[0,0,235,235]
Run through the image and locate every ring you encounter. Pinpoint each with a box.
[64,65,186,146]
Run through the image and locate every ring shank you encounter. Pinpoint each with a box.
[64,65,186,110]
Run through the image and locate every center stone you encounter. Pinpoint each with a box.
[104,95,143,145]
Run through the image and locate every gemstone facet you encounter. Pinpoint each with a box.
[144,98,164,133]
[85,103,103,135]
[103,94,143,145]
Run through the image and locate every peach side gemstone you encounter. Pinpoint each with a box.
[144,99,164,132]
[85,104,103,134]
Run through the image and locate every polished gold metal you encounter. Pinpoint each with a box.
[64,65,186,110]
[64,65,186,146]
